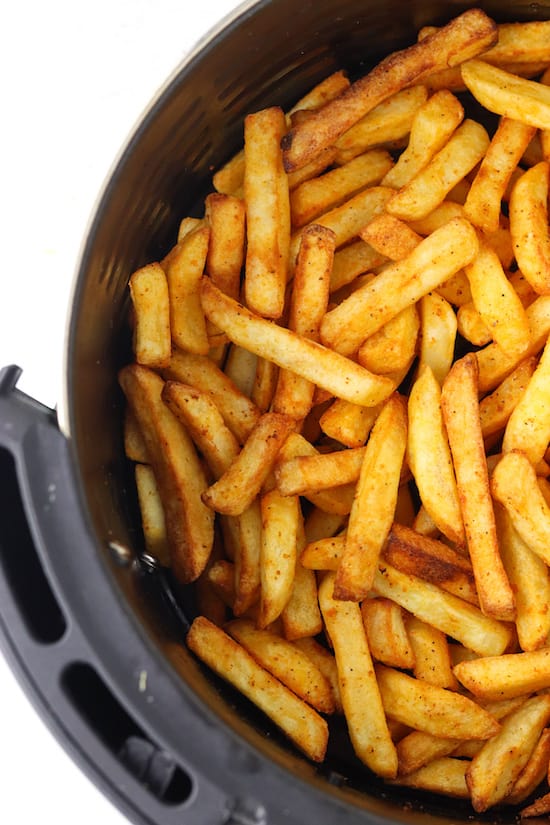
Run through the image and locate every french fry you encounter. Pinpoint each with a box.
[243,106,289,318]
[129,262,171,368]
[200,277,396,407]
[502,337,550,465]
[258,488,300,628]
[134,464,170,567]
[293,636,342,713]
[334,394,407,601]
[163,350,260,444]
[389,757,470,799]
[162,226,211,354]
[441,353,515,621]
[407,365,464,546]
[509,161,550,296]
[300,534,344,571]
[251,356,279,413]
[454,648,550,701]
[318,572,398,778]
[225,619,334,714]
[118,364,214,583]
[223,344,258,400]
[332,86,429,165]
[462,59,550,130]
[508,726,550,804]
[221,498,263,617]
[466,694,550,812]
[386,119,489,221]
[384,524,478,605]
[204,193,246,299]
[319,217,479,356]
[357,305,420,376]
[281,551,323,641]
[329,239,387,293]
[185,618,328,761]
[303,507,346,544]
[417,292,457,384]
[319,398,381,448]
[374,562,513,657]
[290,149,393,228]
[360,213,422,261]
[464,118,536,233]
[397,731,463,777]
[478,357,537,439]
[375,664,500,740]
[456,302,492,347]
[124,407,148,463]
[177,216,206,242]
[491,449,550,567]
[202,412,294,516]
[406,615,457,689]
[361,598,414,669]
[281,9,497,171]
[272,224,334,419]
[521,792,550,818]
[381,90,464,190]
[275,446,365,497]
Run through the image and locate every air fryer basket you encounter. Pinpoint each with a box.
[2,0,550,823]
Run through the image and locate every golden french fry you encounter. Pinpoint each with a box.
[334,394,407,601]
[204,193,246,299]
[466,694,550,812]
[300,534,344,571]
[397,731,462,777]
[491,449,550,567]
[417,292,457,384]
[202,412,294,516]
[456,302,492,347]
[454,648,550,701]
[382,90,464,190]
[479,357,537,439]
[226,619,334,713]
[320,217,479,356]
[502,337,550,465]
[329,239,387,293]
[293,636,342,713]
[124,407,148,463]
[163,350,260,444]
[258,488,300,628]
[318,572,398,778]
[134,464,170,567]
[275,446,365,497]
[462,59,550,130]
[375,664,500,740]
[290,149,392,228]
[251,356,279,413]
[441,353,515,621]
[507,727,550,804]
[319,398,381,448]
[243,106,289,318]
[220,498,263,617]
[281,9,497,171]
[521,791,550,818]
[357,305,420,376]
[384,523,478,605]
[118,364,214,583]
[361,598,414,669]
[129,262,171,368]
[389,757,470,799]
[281,552,323,641]
[200,277,395,407]
[386,119,489,222]
[509,161,550,296]
[333,86,429,164]
[223,344,258,400]
[185,617,328,761]
[406,615,457,689]
[464,118,536,233]
[162,226,211,354]
[374,562,513,657]
[407,364,465,546]
[360,213,422,261]
[177,216,206,242]
[272,224,334,419]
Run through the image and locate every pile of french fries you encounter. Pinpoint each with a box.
[119,8,550,816]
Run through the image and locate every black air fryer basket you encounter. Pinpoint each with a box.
[2,1,550,823]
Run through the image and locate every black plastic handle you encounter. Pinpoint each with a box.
[0,365,237,825]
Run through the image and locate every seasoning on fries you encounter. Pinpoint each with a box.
[120,9,550,815]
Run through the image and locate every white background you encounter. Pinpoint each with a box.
[1,1,240,822]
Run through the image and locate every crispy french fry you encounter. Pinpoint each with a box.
[293,636,342,713]
[226,619,334,713]
[185,618,328,761]
[464,118,536,233]
[406,614,457,689]
[251,356,279,413]
[177,216,206,242]
[223,344,258,400]
[491,449,550,567]
[357,305,420,376]
[275,446,365,497]
[318,572,398,778]
[417,292,457,384]
[521,791,550,818]
[281,9,497,171]
[462,59,550,130]
[360,213,422,261]
[407,365,465,546]
[118,365,214,583]
[202,412,294,516]
[386,119,489,221]
[506,727,550,804]
[124,407,148,463]
[281,552,323,641]
[129,262,171,368]
[454,649,550,701]
[389,757,470,799]
[479,357,537,439]
[162,226,211,354]
[134,464,170,567]
[221,498,263,617]
[320,217,479,356]
[509,161,550,296]
[243,106,289,318]
[456,302,492,347]
[329,240,387,293]
[204,193,246,299]
[441,353,515,621]
[397,731,462,777]
[319,398,381,448]
[200,277,395,407]
[384,524,478,605]
[466,694,550,812]
[258,488,300,628]
[334,394,407,600]
[375,664,499,740]
[272,224,334,419]
[374,562,513,657]
[502,337,550,465]
[361,598,414,669]
[301,534,344,571]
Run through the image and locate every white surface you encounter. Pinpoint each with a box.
[1,1,240,822]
